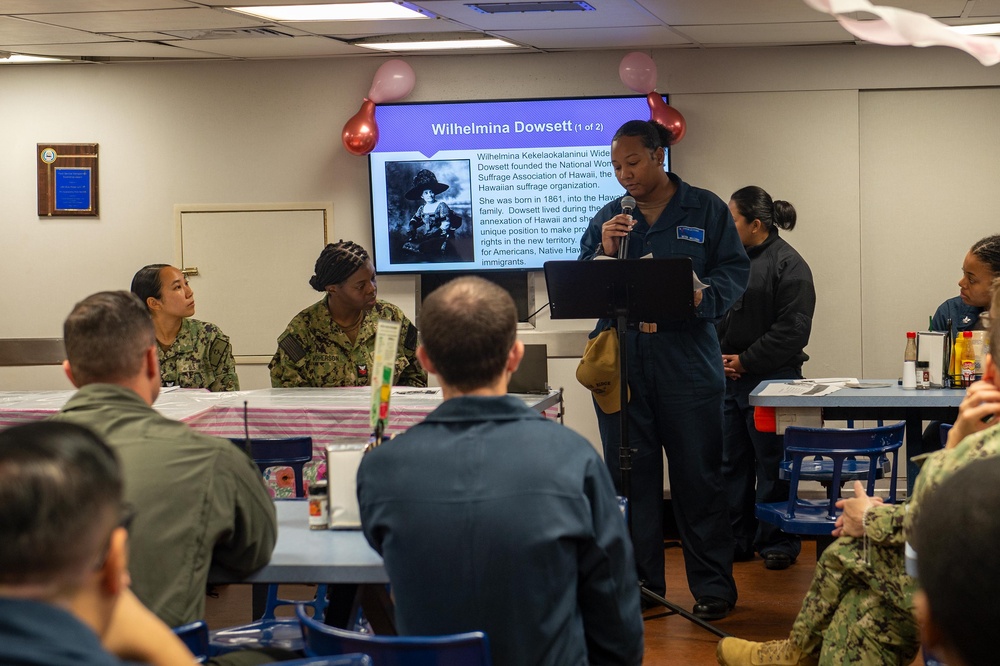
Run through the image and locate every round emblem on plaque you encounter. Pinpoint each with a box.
[40,148,57,164]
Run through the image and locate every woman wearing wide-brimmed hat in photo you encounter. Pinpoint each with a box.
[402,169,461,260]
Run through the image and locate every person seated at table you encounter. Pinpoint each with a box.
[910,456,1000,666]
[930,235,1000,336]
[131,263,239,392]
[269,240,426,388]
[357,276,644,666]
[916,235,1000,469]
[51,291,277,633]
[716,280,1000,666]
[0,421,196,666]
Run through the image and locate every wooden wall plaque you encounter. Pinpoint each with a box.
[37,143,99,217]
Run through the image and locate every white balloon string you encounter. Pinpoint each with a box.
[803,0,1000,65]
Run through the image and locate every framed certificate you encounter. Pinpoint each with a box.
[37,143,99,216]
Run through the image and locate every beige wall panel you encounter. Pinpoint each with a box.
[859,88,1000,380]
[672,89,862,378]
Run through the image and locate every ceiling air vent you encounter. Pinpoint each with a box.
[160,28,295,40]
[466,1,595,13]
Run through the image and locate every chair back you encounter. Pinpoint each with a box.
[268,657,374,666]
[757,421,904,535]
[172,620,210,663]
[940,423,952,448]
[230,436,313,498]
[296,604,492,666]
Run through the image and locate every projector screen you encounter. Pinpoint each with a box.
[368,95,667,274]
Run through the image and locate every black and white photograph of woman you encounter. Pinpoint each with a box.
[385,160,474,264]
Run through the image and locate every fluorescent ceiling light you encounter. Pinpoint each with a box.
[228,3,427,21]
[0,52,71,64]
[358,37,517,51]
[951,23,1000,35]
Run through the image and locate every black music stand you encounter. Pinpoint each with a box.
[544,258,729,638]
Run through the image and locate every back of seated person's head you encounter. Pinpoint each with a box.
[420,276,517,391]
[912,456,1000,666]
[63,291,156,386]
[0,421,124,593]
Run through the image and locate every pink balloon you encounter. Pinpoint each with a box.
[619,52,657,94]
[342,99,378,156]
[367,59,416,104]
[647,93,686,145]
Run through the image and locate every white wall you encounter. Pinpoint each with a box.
[4,44,1000,447]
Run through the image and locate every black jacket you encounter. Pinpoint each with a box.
[718,229,815,376]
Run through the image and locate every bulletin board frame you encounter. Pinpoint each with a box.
[37,143,99,217]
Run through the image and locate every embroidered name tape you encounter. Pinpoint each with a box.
[677,226,705,243]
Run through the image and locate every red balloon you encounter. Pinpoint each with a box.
[647,93,686,145]
[342,99,378,156]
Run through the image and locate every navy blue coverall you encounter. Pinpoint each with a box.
[578,173,750,604]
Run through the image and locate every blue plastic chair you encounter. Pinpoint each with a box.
[172,620,210,663]
[213,436,326,655]
[211,579,330,652]
[231,436,314,498]
[264,658,373,666]
[296,604,492,666]
[756,421,904,535]
[940,423,952,447]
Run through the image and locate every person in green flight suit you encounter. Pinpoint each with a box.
[269,240,426,388]
[131,264,239,392]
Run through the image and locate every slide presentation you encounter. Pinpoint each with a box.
[368,95,661,273]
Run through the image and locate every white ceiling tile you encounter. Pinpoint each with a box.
[167,34,363,57]
[679,20,855,46]
[0,16,113,45]
[16,7,266,32]
[285,17,468,37]
[496,25,691,49]
[0,0,192,12]
[2,39,230,58]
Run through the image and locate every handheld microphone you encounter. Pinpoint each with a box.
[618,195,637,259]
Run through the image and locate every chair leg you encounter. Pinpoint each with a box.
[251,584,269,620]
[815,534,836,556]
[359,584,396,636]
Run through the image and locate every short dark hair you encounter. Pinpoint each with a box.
[612,120,675,151]
[0,422,123,585]
[130,263,170,309]
[309,240,371,291]
[419,276,516,391]
[63,291,156,385]
[730,186,797,232]
[912,455,1000,666]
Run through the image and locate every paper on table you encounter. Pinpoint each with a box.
[596,252,708,289]
[758,378,857,397]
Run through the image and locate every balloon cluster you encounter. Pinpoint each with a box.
[342,60,416,156]
[618,52,686,145]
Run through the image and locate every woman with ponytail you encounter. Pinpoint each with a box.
[718,185,816,571]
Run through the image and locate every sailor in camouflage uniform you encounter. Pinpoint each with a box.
[131,264,239,392]
[269,240,426,388]
[717,287,1000,666]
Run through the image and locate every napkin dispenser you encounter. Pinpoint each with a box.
[917,331,948,388]
[325,442,366,530]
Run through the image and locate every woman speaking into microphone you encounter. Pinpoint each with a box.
[577,119,749,621]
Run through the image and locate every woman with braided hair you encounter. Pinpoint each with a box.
[930,234,1000,336]
[269,240,426,388]
[914,234,1000,472]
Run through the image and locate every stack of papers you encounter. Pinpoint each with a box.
[758,378,858,397]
